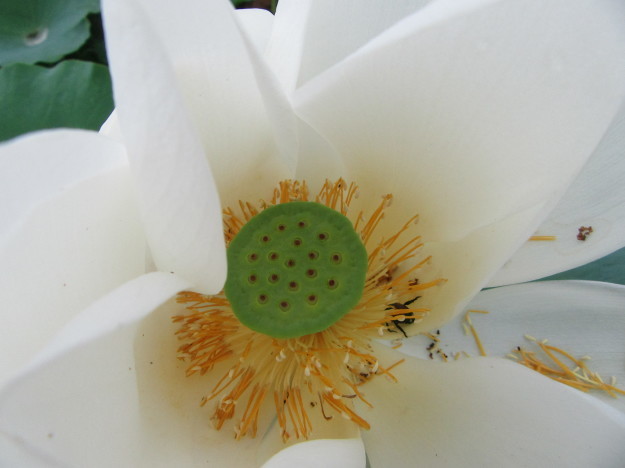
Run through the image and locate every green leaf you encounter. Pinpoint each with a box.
[538,247,625,285]
[233,0,278,13]
[0,60,114,142]
[0,0,100,65]
[66,14,108,66]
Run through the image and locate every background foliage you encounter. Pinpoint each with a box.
[0,0,622,284]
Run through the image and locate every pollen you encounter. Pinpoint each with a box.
[172,179,446,441]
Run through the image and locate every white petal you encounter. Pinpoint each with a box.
[0,130,145,384]
[402,281,625,413]
[104,0,290,209]
[361,344,625,467]
[235,8,275,55]
[296,0,625,241]
[103,0,228,293]
[0,430,65,468]
[0,274,252,467]
[267,0,430,94]
[294,0,625,329]
[235,8,347,183]
[492,100,625,285]
[234,6,300,175]
[262,439,365,468]
[132,294,268,467]
[412,202,550,332]
[99,109,122,141]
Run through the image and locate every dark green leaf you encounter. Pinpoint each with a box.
[0,60,113,142]
[233,0,278,13]
[65,14,108,66]
[0,0,100,65]
[538,246,625,285]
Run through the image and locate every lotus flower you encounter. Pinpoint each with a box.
[1,0,625,466]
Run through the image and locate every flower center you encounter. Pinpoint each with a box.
[224,201,368,339]
[173,179,447,442]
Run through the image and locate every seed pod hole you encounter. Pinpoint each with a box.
[306,269,317,278]
[269,274,280,283]
[307,295,318,305]
[308,251,319,260]
[248,274,257,284]
[258,294,268,304]
[298,221,307,228]
[280,301,290,310]
[285,259,296,268]
[288,281,299,291]
[318,232,329,241]
[268,252,279,261]
[293,238,303,247]
[328,279,338,289]
[277,224,286,231]
[261,235,271,243]
[247,253,258,262]
[331,253,342,264]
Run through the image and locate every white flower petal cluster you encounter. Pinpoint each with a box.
[1,0,625,466]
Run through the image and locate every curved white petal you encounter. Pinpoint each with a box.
[402,281,625,413]
[268,0,431,94]
[492,100,625,285]
[0,130,145,384]
[235,8,275,55]
[361,344,625,467]
[294,0,625,329]
[412,201,549,332]
[262,439,365,468]
[103,0,228,293]
[0,274,239,467]
[104,0,290,209]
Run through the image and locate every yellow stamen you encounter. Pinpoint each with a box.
[173,179,446,440]
[513,338,625,397]
[528,235,557,241]
[464,309,489,357]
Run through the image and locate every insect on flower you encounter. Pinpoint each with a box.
[384,296,421,338]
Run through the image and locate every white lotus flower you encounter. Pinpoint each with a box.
[2,0,625,466]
